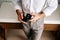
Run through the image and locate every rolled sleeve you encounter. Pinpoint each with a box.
[43,0,58,16]
[12,0,22,11]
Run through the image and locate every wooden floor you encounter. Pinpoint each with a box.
[1,29,57,40]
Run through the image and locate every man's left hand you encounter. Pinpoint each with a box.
[29,12,45,23]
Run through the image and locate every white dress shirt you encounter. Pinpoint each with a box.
[12,0,58,16]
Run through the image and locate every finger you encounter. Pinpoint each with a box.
[30,20,36,23]
[29,18,33,22]
[31,13,35,16]
[29,19,36,22]
[21,14,23,19]
[18,18,23,23]
[18,16,27,24]
[18,15,28,25]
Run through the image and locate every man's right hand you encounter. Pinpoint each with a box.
[18,14,28,25]
[16,9,28,25]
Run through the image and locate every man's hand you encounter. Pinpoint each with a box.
[29,12,45,23]
[18,14,28,25]
[16,9,28,25]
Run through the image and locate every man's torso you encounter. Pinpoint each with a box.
[15,0,47,14]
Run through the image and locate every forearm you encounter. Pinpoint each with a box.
[16,9,22,19]
[43,0,58,16]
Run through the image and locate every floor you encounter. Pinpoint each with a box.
[2,29,56,40]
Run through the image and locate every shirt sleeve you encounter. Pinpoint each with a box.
[12,0,22,11]
[43,0,58,16]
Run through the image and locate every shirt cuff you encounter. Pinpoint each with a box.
[43,9,52,16]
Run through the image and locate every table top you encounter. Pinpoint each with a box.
[0,19,60,24]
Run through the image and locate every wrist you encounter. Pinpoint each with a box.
[38,12,45,18]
